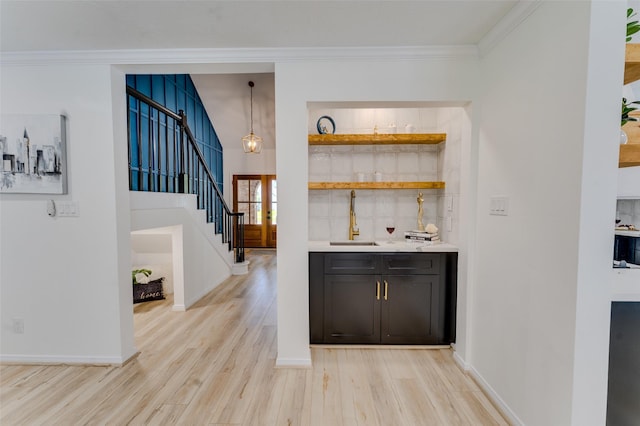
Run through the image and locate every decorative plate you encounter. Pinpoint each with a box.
[316,115,336,134]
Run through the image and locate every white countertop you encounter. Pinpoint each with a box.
[615,230,640,237]
[308,240,459,252]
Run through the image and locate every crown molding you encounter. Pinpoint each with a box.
[478,0,543,57]
[0,45,478,67]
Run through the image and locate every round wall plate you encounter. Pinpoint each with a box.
[316,115,336,134]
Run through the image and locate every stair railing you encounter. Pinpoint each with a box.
[126,86,244,263]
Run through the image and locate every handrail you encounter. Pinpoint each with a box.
[126,86,244,263]
[179,113,230,213]
[126,86,182,121]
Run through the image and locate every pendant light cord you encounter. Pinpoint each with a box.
[249,81,255,134]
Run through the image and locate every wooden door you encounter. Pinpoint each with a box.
[233,175,277,248]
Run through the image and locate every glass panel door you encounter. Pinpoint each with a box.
[233,174,277,248]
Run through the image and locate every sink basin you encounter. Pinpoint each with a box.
[329,241,379,246]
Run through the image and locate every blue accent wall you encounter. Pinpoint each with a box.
[126,74,223,193]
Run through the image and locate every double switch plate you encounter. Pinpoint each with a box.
[490,196,509,216]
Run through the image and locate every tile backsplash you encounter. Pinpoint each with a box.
[308,107,463,243]
[309,145,439,183]
[617,199,640,226]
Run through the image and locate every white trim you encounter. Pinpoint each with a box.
[0,354,129,365]
[275,357,312,369]
[232,260,249,275]
[310,344,450,350]
[172,304,186,312]
[453,350,469,371]
[1,45,479,67]
[468,364,525,426]
[478,0,543,57]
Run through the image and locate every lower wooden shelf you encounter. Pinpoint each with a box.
[308,181,445,190]
[620,144,640,168]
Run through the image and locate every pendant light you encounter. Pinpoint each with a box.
[242,81,263,153]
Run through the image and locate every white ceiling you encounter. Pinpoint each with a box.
[0,1,517,52]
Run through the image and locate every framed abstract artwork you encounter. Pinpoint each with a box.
[0,114,67,194]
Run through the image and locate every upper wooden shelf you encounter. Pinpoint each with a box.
[625,44,640,85]
[308,133,446,145]
[620,144,640,168]
[308,181,445,190]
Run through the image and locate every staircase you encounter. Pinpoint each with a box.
[127,86,246,276]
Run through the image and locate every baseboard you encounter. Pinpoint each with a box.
[453,350,469,371]
[172,303,186,311]
[310,344,450,350]
[232,260,249,275]
[182,278,225,311]
[275,357,312,369]
[0,353,129,366]
[468,364,525,426]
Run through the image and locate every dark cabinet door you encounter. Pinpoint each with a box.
[614,235,640,264]
[380,274,441,344]
[324,274,381,344]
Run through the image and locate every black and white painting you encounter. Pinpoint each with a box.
[0,114,67,194]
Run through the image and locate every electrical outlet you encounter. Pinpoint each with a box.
[12,318,24,334]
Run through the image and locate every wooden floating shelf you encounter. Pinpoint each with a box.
[308,133,446,145]
[625,44,640,85]
[308,181,446,190]
[620,144,640,168]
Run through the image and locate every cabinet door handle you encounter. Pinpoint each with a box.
[384,280,388,300]
[376,281,380,300]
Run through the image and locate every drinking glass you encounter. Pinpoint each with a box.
[385,222,396,243]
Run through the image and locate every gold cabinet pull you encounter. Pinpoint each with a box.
[376,281,380,300]
[384,280,388,300]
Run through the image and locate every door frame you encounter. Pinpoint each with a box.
[232,174,277,248]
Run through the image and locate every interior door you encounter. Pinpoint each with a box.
[233,174,277,248]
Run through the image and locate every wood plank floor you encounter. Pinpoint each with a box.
[0,249,508,425]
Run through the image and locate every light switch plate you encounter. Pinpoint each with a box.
[490,196,509,216]
[57,201,79,217]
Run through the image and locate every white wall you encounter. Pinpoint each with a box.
[474,2,624,425]
[191,73,277,206]
[0,64,135,364]
[437,108,464,245]
[129,191,232,311]
[275,57,478,366]
[617,166,640,197]
[619,4,640,198]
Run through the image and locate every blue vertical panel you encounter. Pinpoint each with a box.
[140,110,150,191]
[187,96,196,132]
[129,104,139,191]
[177,82,186,117]
[136,75,152,97]
[165,78,176,113]
[126,73,224,196]
[152,75,165,106]
[176,74,186,91]
[196,106,203,142]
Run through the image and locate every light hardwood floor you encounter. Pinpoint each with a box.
[1,250,508,425]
